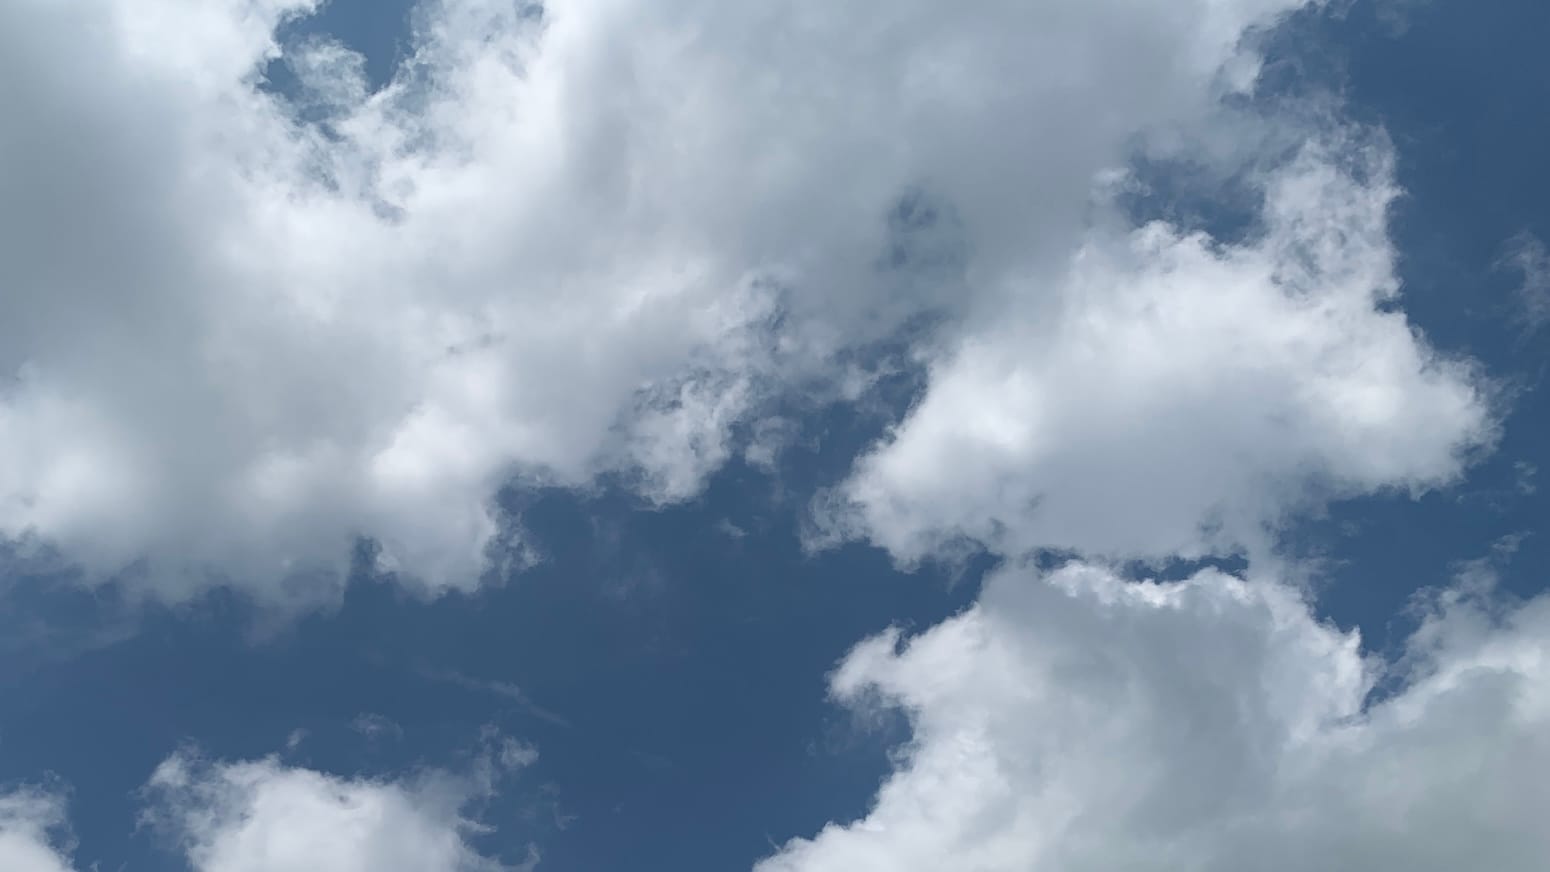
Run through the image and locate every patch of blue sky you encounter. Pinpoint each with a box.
[1266,0,1550,652]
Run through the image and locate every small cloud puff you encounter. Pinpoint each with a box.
[142,740,538,872]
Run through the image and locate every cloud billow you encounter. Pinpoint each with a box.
[759,560,1550,872]
[0,0,1360,605]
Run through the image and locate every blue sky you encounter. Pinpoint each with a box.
[1,1,1548,870]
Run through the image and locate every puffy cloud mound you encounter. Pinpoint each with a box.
[0,0,1326,604]
[759,561,1550,872]
[0,789,75,872]
[827,137,1493,566]
[143,746,537,872]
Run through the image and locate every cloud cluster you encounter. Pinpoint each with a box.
[760,560,1550,872]
[825,137,1491,565]
[1,1,1527,869]
[777,92,1509,871]
[0,0,1324,604]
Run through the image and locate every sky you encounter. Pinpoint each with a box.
[1,0,1548,870]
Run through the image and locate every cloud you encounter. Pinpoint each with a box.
[778,62,1504,871]
[0,788,75,872]
[0,0,1327,605]
[419,667,571,728]
[350,712,405,741]
[143,741,538,872]
[759,559,1550,872]
[823,134,1492,566]
[1500,231,1550,333]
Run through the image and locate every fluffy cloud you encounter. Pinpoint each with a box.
[759,560,1550,872]
[0,0,1324,604]
[143,742,538,872]
[825,136,1493,566]
[774,68,1506,872]
[0,789,75,872]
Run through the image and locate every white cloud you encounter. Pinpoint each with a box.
[825,135,1493,566]
[774,60,1506,872]
[759,560,1550,872]
[0,789,75,872]
[0,8,1525,872]
[144,743,538,872]
[0,0,1328,604]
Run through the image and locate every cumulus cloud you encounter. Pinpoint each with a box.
[759,560,1550,872]
[143,741,538,872]
[824,135,1492,566]
[0,788,75,872]
[776,64,1505,872]
[0,0,1328,605]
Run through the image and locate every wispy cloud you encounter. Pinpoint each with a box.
[418,667,570,729]
[350,713,404,742]
[1500,231,1550,333]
